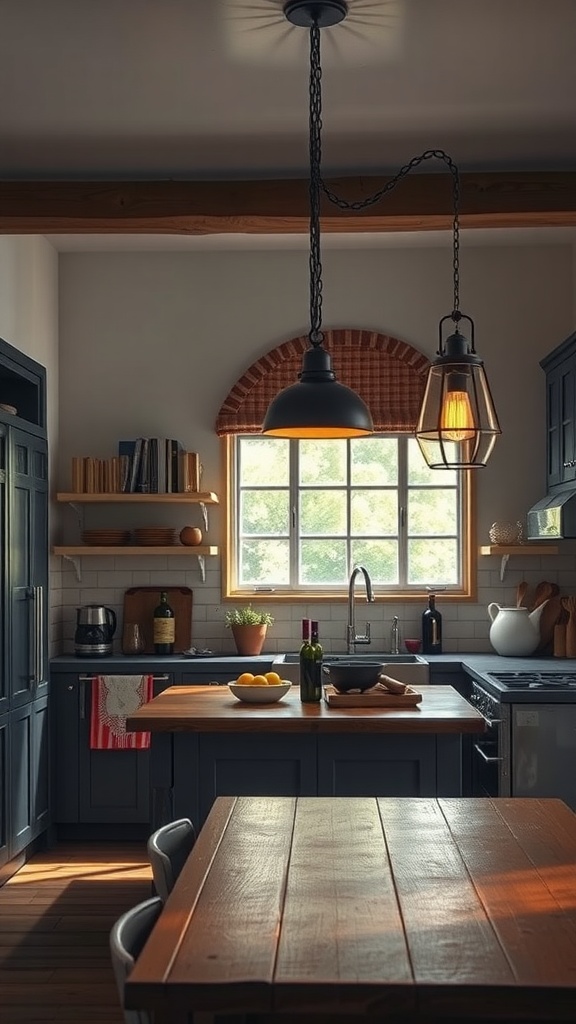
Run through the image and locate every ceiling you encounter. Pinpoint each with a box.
[3,0,576,251]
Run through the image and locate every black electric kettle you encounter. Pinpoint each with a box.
[74,605,117,657]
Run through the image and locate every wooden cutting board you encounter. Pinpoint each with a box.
[123,586,193,654]
[323,685,422,708]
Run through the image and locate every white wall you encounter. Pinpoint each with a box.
[0,235,60,653]
[55,242,576,654]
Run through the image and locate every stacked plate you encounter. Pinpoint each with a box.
[82,529,131,546]
[133,527,177,547]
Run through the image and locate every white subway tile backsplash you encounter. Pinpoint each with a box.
[50,554,576,657]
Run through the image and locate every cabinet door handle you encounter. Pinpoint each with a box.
[80,678,87,719]
[78,673,170,682]
[26,586,36,683]
[36,585,44,684]
[473,742,502,764]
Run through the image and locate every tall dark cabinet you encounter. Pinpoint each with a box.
[541,331,576,491]
[0,339,49,881]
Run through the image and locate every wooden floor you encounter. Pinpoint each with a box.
[0,842,152,1023]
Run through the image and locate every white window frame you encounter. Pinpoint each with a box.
[222,435,475,601]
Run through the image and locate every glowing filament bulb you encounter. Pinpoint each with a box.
[440,390,475,441]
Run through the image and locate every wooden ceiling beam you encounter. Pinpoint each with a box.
[0,172,575,233]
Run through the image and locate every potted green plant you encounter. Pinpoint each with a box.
[225,605,275,656]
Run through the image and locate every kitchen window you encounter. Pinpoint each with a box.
[224,434,473,599]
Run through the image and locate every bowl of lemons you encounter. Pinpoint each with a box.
[228,671,291,704]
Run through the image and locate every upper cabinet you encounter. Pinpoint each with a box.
[0,338,46,434]
[541,331,576,492]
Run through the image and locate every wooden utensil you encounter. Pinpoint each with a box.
[516,581,529,608]
[536,594,563,654]
[554,623,567,658]
[532,581,557,609]
[561,596,576,658]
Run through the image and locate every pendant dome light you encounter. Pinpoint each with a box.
[262,0,500,467]
[262,0,373,438]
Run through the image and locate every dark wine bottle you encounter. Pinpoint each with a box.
[299,618,322,703]
[422,593,442,654]
[153,590,175,655]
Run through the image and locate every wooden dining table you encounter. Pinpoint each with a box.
[125,796,576,1023]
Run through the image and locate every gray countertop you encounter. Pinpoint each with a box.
[50,651,576,676]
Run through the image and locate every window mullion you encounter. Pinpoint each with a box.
[290,439,299,587]
[397,436,408,588]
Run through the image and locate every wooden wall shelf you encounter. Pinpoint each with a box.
[56,491,218,504]
[52,545,218,557]
[479,544,560,581]
[479,545,559,556]
[53,491,220,581]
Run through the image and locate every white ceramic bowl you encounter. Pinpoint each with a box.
[228,681,291,704]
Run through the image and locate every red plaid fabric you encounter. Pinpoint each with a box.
[215,328,430,435]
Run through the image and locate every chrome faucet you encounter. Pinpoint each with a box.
[390,615,400,655]
[347,564,375,654]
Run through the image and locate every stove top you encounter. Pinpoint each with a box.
[489,671,576,688]
[483,670,576,699]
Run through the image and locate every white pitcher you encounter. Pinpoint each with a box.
[487,602,547,657]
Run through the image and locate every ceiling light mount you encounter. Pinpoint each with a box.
[263,0,372,438]
[283,1,348,29]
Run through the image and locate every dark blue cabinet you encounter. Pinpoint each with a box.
[317,734,438,797]
[0,340,49,882]
[0,715,8,869]
[166,729,463,830]
[9,696,49,857]
[9,428,48,708]
[541,332,576,490]
[52,673,174,827]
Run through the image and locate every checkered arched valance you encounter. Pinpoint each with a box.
[215,328,430,435]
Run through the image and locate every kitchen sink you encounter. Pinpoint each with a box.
[274,652,429,686]
[276,652,426,665]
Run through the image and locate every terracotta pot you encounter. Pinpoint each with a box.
[231,624,267,656]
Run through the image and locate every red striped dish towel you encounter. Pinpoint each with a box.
[90,675,153,750]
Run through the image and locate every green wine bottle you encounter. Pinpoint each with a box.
[300,618,322,703]
[153,590,175,655]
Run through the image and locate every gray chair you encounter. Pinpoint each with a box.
[110,895,163,1024]
[147,816,197,903]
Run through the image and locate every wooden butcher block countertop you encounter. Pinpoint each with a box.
[126,684,485,735]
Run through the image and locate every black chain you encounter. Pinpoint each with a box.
[320,148,461,319]
[308,19,324,345]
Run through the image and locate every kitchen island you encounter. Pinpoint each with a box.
[127,684,485,828]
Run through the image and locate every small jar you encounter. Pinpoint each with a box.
[122,622,145,655]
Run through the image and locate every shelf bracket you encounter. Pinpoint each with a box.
[197,554,206,582]
[68,502,84,530]
[61,553,82,582]
[499,554,510,582]
[199,501,209,532]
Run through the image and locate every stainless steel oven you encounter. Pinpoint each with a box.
[468,671,576,807]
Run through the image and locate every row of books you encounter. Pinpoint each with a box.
[70,441,203,494]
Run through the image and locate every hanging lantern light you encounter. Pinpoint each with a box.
[415,163,501,468]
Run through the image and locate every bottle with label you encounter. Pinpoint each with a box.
[422,592,442,654]
[153,590,175,655]
[299,618,322,703]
